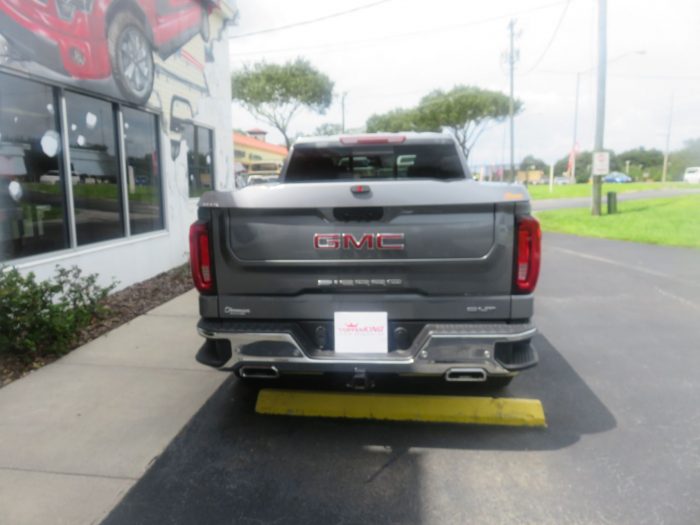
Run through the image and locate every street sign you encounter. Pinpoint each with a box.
[592,151,610,176]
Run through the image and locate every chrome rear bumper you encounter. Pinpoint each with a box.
[197,321,537,379]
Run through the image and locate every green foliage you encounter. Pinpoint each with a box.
[417,87,517,151]
[366,85,518,160]
[617,147,664,169]
[553,150,621,183]
[366,108,423,134]
[553,151,585,182]
[231,59,334,148]
[365,109,414,133]
[0,266,116,358]
[669,138,700,179]
[551,141,700,183]
[313,123,344,136]
[520,155,549,172]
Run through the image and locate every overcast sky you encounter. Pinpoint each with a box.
[228,0,700,167]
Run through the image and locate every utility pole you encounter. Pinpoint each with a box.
[508,19,517,183]
[570,50,643,187]
[571,72,581,183]
[341,91,348,133]
[662,93,674,183]
[592,0,607,216]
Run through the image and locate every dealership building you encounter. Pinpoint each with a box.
[0,0,236,289]
[233,129,288,167]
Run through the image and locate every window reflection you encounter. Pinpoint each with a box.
[122,108,163,234]
[0,73,68,262]
[65,92,123,246]
[185,124,215,198]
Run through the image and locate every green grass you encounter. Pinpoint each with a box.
[536,194,700,248]
[25,183,158,203]
[527,182,692,200]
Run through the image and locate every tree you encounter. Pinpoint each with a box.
[417,87,519,159]
[520,155,549,173]
[313,123,343,136]
[366,108,422,134]
[617,147,664,169]
[232,59,334,148]
[615,147,664,181]
[667,139,700,179]
[366,85,519,160]
[554,151,594,182]
[553,150,620,182]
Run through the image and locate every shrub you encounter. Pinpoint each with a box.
[0,266,116,358]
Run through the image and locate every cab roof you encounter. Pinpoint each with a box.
[293,132,455,148]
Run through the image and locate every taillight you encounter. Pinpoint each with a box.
[339,135,406,145]
[514,216,541,294]
[189,221,214,293]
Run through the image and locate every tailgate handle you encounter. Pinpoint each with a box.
[333,207,384,222]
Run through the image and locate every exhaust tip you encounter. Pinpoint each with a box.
[239,366,280,379]
[445,368,487,382]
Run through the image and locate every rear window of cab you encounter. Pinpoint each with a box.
[284,143,466,183]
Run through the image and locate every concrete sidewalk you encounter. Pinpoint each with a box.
[0,290,220,525]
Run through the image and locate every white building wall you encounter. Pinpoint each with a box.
[1,2,236,290]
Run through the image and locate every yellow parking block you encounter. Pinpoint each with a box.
[256,389,546,427]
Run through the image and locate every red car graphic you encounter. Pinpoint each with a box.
[0,0,213,104]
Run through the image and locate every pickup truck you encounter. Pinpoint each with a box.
[191,133,541,389]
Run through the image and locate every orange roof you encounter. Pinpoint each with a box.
[233,132,288,157]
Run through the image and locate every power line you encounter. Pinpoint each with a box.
[230,0,571,57]
[230,0,392,40]
[534,70,700,80]
[522,0,572,74]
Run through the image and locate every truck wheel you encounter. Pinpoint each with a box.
[108,11,154,105]
[486,376,514,389]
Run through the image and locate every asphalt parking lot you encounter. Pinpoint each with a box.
[103,233,700,525]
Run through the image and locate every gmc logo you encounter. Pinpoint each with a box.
[314,233,405,251]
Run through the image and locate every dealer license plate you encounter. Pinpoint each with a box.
[333,312,388,354]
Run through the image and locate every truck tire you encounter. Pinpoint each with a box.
[108,10,154,105]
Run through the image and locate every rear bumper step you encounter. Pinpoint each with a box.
[196,320,537,377]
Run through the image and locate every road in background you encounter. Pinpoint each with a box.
[103,233,700,525]
[533,187,700,210]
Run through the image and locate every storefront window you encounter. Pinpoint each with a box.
[1,73,169,261]
[185,124,215,197]
[0,73,68,262]
[65,92,123,246]
[122,108,163,234]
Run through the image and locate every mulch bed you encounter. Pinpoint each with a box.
[0,264,194,388]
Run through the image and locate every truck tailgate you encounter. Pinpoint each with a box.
[202,180,524,297]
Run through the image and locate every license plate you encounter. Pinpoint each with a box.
[334,312,388,354]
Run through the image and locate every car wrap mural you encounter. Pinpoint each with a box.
[0,0,235,157]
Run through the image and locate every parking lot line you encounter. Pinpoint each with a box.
[256,389,546,427]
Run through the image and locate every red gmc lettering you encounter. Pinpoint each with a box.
[343,233,374,249]
[314,233,405,250]
[314,233,340,249]
[376,233,405,250]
